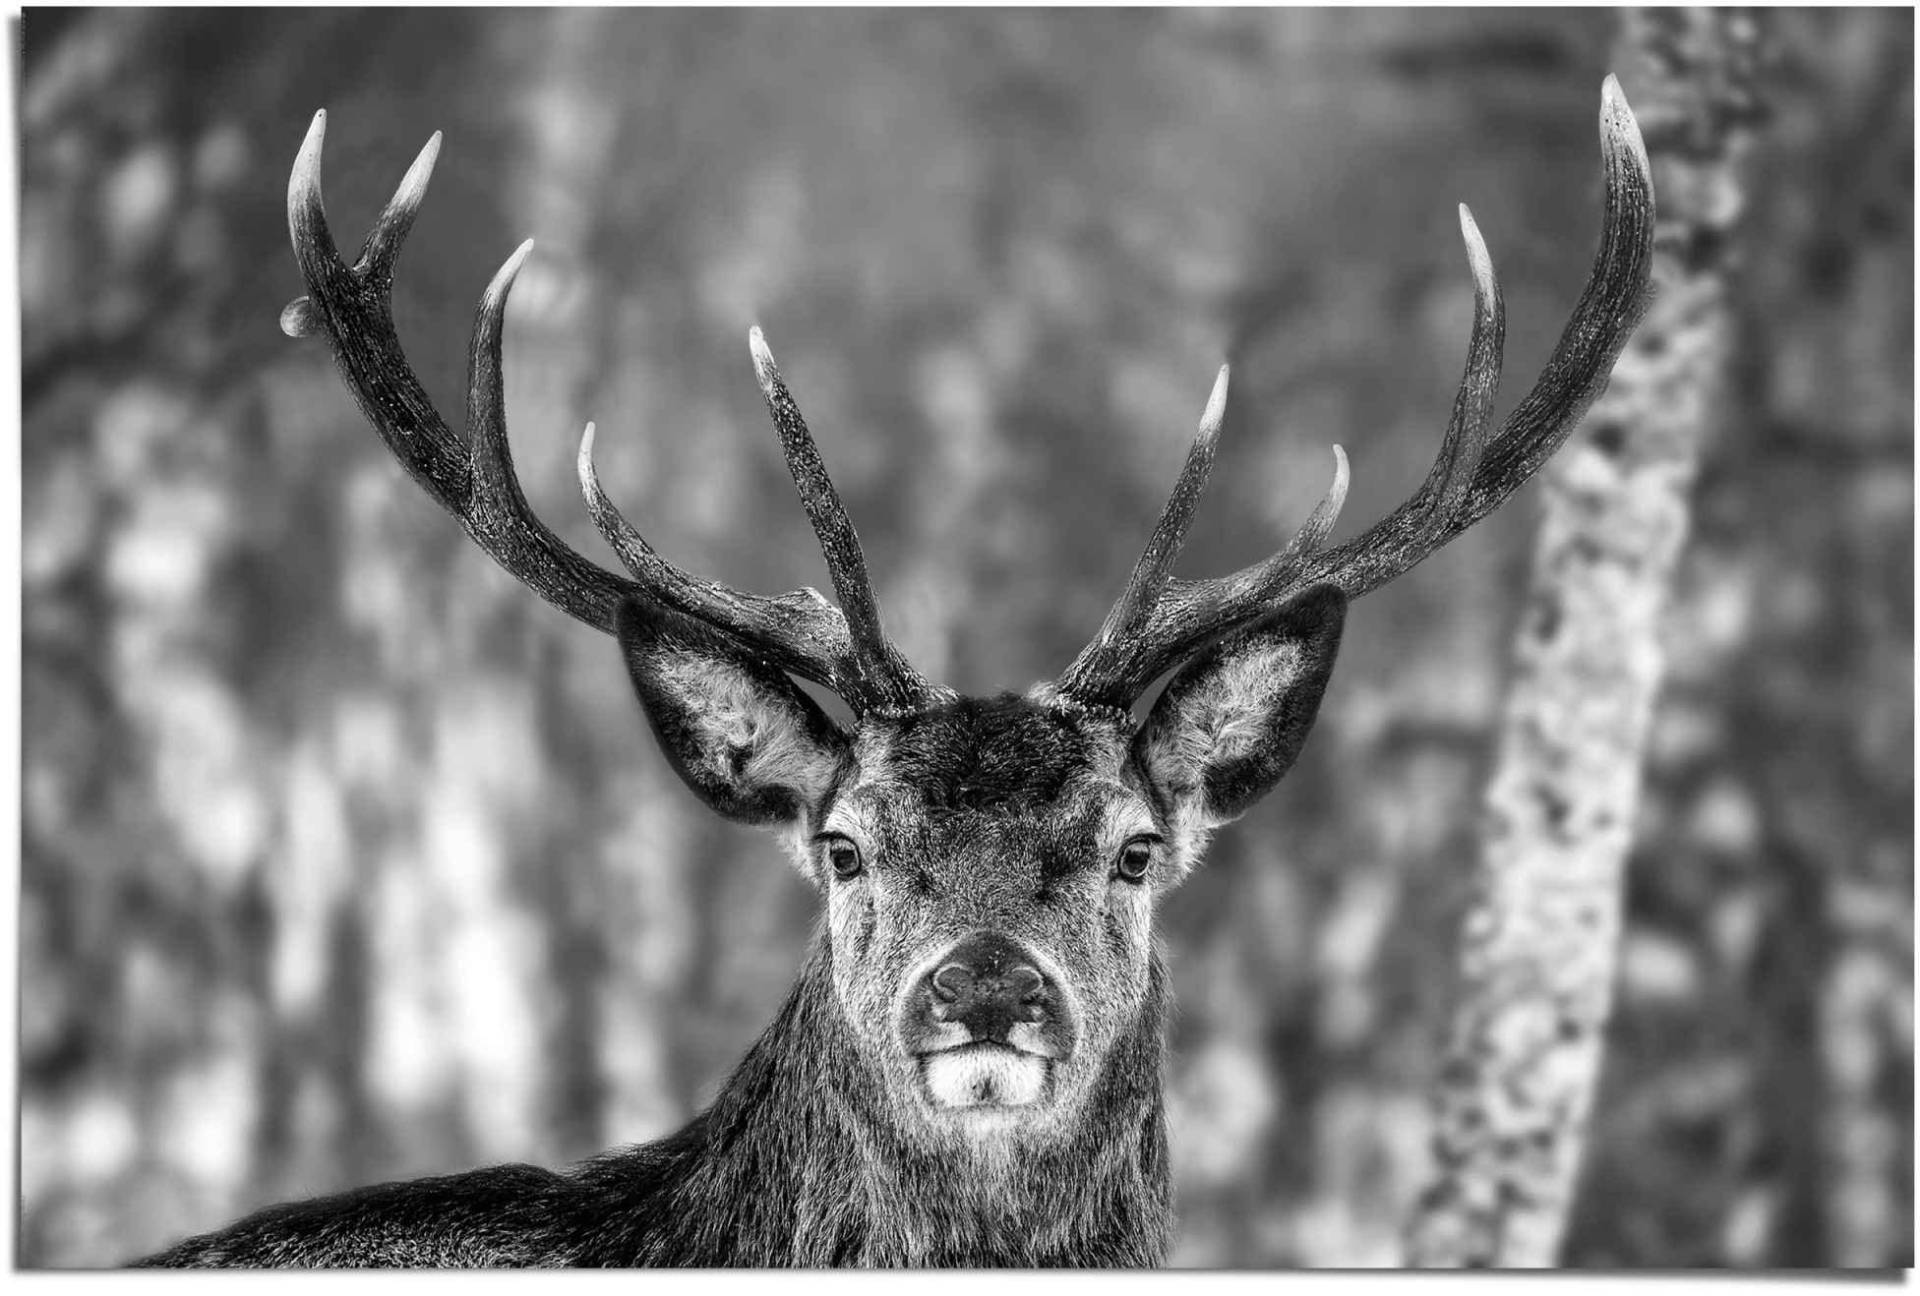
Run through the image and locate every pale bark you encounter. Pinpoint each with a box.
[1404,10,1767,1268]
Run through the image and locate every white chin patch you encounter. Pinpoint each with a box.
[923,1048,1048,1109]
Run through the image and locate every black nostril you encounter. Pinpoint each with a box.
[931,963,968,1003]
[924,932,1056,1042]
[1010,966,1044,1003]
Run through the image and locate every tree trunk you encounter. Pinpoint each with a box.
[1403,9,1767,1267]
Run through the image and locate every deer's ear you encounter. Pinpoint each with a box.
[616,597,849,826]
[1134,584,1346,830]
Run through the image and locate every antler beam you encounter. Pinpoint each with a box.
[1055,76,1656,708]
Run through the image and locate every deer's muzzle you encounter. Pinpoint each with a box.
[900,931,1078,1112]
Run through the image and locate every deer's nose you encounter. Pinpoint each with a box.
[926,931,1054,1044]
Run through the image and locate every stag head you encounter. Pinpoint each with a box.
[282,80,1653,1153]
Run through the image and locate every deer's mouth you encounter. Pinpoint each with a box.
[917,1042,1052,1110]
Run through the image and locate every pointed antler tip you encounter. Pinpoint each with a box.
[1199,364,1231,437]
[374,132,443,242]
[1598,74,1651,176]
[1309,443,1352,539]
[1600,74,1636,130]
[410,131,443,177]
[1456,204,1495,298]
[293,112,327,183]
[1322,444,1350,498]
[748,326,780,389]
[288,112,333,247]
[477,239,536,318]
[576,423,607,503]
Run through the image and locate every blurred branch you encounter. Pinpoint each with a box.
[1404,9,1766,1267]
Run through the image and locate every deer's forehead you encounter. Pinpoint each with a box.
[853,696,1128,806]
[829,696,1144,846]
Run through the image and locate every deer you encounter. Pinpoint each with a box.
[135,77,1653,1267]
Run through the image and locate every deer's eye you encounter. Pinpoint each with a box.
[1112,835,1159,884]
[818,833,864,880]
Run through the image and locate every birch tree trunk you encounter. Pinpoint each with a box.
[1404,9,1768,1267]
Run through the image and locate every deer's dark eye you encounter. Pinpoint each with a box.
[818,833,864,880]
[1113,835,1159,884]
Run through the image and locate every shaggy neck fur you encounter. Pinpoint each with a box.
[568,936,1173,1266]
[139,936,1173,1268]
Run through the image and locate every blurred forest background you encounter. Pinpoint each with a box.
[18,8,1912,1268]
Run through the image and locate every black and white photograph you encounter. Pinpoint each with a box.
[16,5,1913,1269]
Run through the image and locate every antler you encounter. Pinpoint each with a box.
[281,111,948,715]
[1054,76,1657,708]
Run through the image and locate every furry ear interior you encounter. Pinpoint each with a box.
[616,596,849,826]
[1133,584,1346,831]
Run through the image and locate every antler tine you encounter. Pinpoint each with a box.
[283,111,496,537]
[1053,434,1348,705]
[575,423,881,694]
[1427,204,1504,529]
[1305,74,1653,594]
[1055,76,1655,709]
[1192,441,1353,607]
[1203,197,1505,613]
[749,328,950,712]
[360,128,442,279]
[285,113,933,711]
[1464,74,1654,505]
[1055,365,1230,698]
[458,237,660,628]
